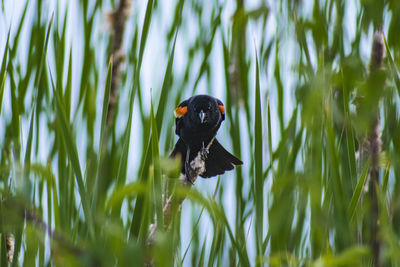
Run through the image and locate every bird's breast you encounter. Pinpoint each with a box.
[180,125,217,149]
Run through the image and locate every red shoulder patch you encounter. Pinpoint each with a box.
[218,105,225,114]
[174,106,188,118]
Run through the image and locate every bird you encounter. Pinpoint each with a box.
[170,94,243,183]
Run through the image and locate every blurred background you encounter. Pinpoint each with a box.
[1,0,400,266]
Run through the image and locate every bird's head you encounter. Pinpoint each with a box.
[174,95,225,136]
[188,95,225,129]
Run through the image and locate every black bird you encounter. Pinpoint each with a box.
[170,95,243,182]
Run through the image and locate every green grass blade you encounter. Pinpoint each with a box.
[325,105,351,248]
[254,49,263,263]
[382,163,390,194]
[22,107,35,199]
[213,202,250,267]
[197,239,206,267]
[24,109,35,168]
[348,159,370,220]
[181,179,220,264]
[0,71,5,115]
[65,47,73,119]
[0,230,7,266]
[10,1,28,59]
[383,35,400,97]
[0,27,10,77]
[267,98,272,168]
[150,97,163,230]
[99,59,113,152]
[155,31,178,131]
[49,69,94,240]
[106,183,146,211]
[137,171,153,244]
[137,0,154,72]
[34,13,54,89]
[340,68,357,186]
[274,39,284,133]
[92,59,113,212]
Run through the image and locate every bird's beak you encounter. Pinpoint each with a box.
[199,110,205,123]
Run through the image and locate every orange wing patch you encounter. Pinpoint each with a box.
[218,105,225,114]
[174,106,188,118]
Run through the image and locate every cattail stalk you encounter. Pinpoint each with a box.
[369,30,384,267]
[6,234,14,263]
[358,30,384,267]
[106,0,131,127]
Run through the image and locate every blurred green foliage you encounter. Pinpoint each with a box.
[1,0,400,266]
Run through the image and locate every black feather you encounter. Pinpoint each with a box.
[201,139,242,178]
[170,138,242,178]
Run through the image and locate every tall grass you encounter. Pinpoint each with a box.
[1,0,400,266]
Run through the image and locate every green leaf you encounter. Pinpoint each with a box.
[92,58,113,212]
[383,35,400,97]
[253,48,264,263]
[382,163,390,194]
[0,27,10,77]
[99,59,113,153]
[0,206,7,266]
[156,31,178,131]
[274,39,284,133]
[34,13,54,89]
[49,69,94,239]
[315,246,370,266]
[10,1,29,59]
[267,98,272,167]
[151,100,163,229]
[105,183,146,211]
[0,71,5,115]
[348,158,370,220]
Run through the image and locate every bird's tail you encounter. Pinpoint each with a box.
[201,139,242,178]
[170,138,243,178]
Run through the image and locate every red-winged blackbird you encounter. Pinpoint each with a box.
[170,95,243,182]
